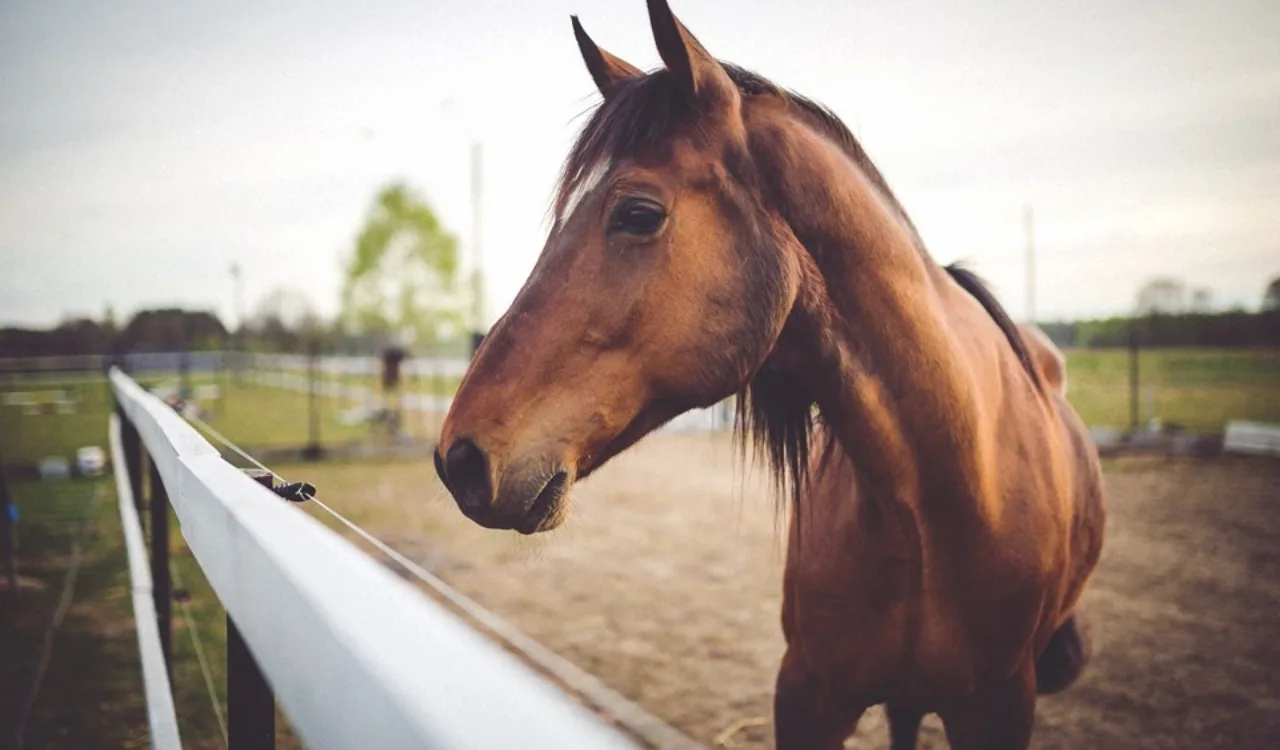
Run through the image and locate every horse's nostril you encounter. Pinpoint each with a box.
[443,438,492,515]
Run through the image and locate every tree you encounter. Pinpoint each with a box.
[243,286,326,352]
[1135,276,1187,316]
[117,309,228,352]
[1264,276,1280,312]
[340,182,465,348]
[1188,286,1213,314]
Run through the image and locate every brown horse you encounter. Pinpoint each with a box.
[434,2,1106,747]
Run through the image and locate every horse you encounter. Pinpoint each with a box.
[433,2,1107,747]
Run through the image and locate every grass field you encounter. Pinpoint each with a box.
[4,348,1275,468]
[0,407,302,748]
[1062,348,1280,430]
[0,375,433,467]
[0,476,148,749]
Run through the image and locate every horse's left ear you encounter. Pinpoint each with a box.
[646,0,736,104]
[572,16,642,98]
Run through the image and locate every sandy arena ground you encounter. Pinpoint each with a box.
[305,433,1280,749]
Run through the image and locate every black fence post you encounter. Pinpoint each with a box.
[119,408,146,523]
[228,469,277,750]
[148,450,172,673]
[179,350,192,402]
[1,460,17,615]
[1129,320,1141,432]
[303,341,323,462]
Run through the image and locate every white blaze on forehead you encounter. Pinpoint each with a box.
[558,158,612,228]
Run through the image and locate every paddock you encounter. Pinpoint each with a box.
[299,432,1280,750]
[3,364,1278,749]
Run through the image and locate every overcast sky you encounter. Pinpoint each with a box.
[2,0,1277,331]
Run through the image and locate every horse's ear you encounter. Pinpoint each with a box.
[572,16,642,98]
[646,0,733,102]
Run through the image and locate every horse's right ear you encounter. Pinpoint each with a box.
[572,16,642,98]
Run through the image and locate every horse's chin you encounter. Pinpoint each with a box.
[514,476,573,535]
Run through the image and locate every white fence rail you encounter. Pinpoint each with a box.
[110,368,639,749]
[108,414,182,750]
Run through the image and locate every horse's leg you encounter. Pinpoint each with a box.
[937,659,1037,750]
[1035,612,1093,695]
[885,702,924,750]
[774,648,863,750]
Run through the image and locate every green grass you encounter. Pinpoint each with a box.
[0,375,443,465]
[1062,348,1280,430]
[0,390,305,748]
[0,477,148,749]
[3,349,1276,469]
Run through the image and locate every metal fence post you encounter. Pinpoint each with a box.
[228,469,276,749]
[148,449,172,673]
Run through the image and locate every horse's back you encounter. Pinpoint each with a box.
[1019,324,1068,395]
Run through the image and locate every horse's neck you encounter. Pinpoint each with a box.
[764,122,990,510]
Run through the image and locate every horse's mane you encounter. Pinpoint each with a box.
[556,63,1042,503]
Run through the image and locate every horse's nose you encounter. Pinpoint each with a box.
[436,438,493,520]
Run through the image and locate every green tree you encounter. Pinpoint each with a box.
[340,182,465,347]
[1264,275,1280,312]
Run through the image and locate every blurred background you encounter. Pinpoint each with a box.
[1,1,1277,748]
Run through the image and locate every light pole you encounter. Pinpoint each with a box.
[230,262,245,383]
[1023,204,1036,325]
[441,98,487,358]
[469,140,485,357]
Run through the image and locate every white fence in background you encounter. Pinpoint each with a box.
[1223,420,1280,457]
[242,354,737,434]
[109,368,640,749]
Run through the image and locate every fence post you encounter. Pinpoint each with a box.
[228,469,276,749]
[303,341,322,462]
[1,460,17,615]
[1129,320,1140,432]
[119,407,146,523]
[148,450,172,673]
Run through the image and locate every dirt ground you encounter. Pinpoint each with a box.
[303,433,1280,749]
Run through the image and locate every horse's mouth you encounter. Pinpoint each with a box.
[516,471,571,535]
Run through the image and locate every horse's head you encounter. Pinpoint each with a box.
[435,0,811,533]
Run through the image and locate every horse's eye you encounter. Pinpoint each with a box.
[608,199,666,236]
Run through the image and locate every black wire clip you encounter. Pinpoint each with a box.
[273,482,316,503]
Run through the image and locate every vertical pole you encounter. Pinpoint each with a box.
[1129,320,1140,432]
[1,460,17,614]
[179,350,191,403]
[304,340,322,461]
[470,140,485,358]
[228,470,276,749]
[1024,203,1036,325]
[120,409,145,520]
[148,452,171,673]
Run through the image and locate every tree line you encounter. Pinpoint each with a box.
[1038,309,1279,349]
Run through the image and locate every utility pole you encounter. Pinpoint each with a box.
[1023,204,1036,325]
[230,262,245,383]
[470,140,486,357]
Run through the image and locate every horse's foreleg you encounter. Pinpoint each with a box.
[885,701,924,750]
[938,659,1037,750]
[774,648,863,750]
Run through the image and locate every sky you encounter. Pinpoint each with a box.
[1,0,1277,331]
